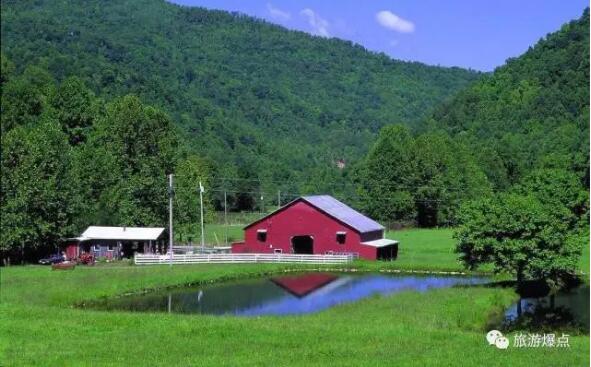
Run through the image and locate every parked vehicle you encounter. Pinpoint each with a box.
[38,254,64,265]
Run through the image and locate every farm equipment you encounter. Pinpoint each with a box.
[78,253,95,266]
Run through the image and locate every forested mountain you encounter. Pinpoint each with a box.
[357,9,589,227]
[423,9,590,189]
[0,0,479,198]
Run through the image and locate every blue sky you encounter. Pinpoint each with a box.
[169,0,587,71]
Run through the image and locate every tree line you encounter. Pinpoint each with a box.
[0,60,212,263]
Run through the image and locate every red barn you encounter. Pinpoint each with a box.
[232,195,398,260]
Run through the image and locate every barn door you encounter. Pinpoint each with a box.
[291,236,314,254]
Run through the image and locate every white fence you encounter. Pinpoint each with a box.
[134,253,355,265]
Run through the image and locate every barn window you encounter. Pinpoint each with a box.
[274,248,282,254]
[257,229,267,242]
[107,243,114,251]
[336,231,346,244]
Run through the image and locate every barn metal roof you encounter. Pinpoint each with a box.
[79,226,165,241]
[301,195,384,233]
[244,195,384,234]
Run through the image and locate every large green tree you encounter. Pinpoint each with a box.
[358,125,491,226]
[49,76,100,145]
[358,125,416,223]
[455,170,587,288]
[1,121,77,262]
[413,132,491,226]
[0,65,54,132]
[88,95,179,226]
[0,62,212,263]
[455,193,582,286]
[174,155,214,243]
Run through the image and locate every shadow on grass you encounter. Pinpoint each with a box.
[471,277,590,335]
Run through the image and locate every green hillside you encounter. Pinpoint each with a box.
[0,0,479,193]
[356,8,589,227]
[424,9,590,189]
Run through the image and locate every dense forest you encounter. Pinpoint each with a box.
[358,9,590,228]
[0,0,479,204]
[424,9,590,189]
[1,1,589,263]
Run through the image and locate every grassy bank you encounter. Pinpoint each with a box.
[1,264,589,366]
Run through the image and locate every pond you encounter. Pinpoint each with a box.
[90,272,488,316]
[89,272,589,331]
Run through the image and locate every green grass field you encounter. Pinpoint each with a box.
[386,228,467,271]
[204,224,244,245]
[1,228,588,366]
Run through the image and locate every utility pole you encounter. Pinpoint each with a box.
[168,174,174,267]
[224,190,228,246]
[277,190,281,209]
[199,182,205,253]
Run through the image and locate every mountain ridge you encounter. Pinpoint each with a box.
[422,8,589,188]
[1,0,481,189]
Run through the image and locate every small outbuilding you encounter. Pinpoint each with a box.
[64,226,167,260]
[231,195,398,260]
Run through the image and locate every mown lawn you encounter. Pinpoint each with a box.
[176,224,244,246]
[204,223,244,245]
[386,228,465,271]
[0,264,589,366]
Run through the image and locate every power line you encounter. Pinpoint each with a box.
[170,177,494,195]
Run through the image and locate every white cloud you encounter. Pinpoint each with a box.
[267,3,291,21]
[376,10,415,33]
[300,8,330,37]
[389,39,399,47]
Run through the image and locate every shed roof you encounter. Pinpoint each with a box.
[361,238,399,248]
[245,195,384,234]
[79,226,165,241]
